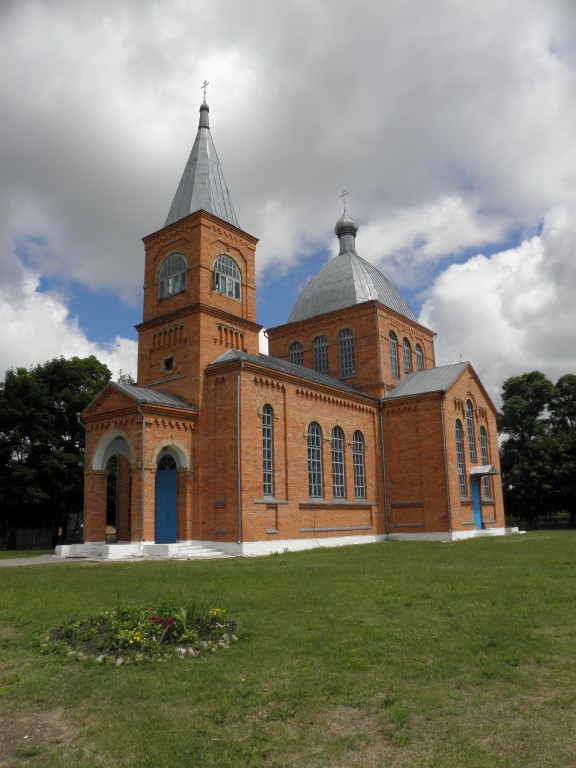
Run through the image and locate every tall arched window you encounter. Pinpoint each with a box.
[213,255,242,300]
[158,253,187,299]
[331,427,346,498]
[313,335,329,374]
[466,400,477,462]
[338,329,355,378]
[415,343,424,371]
[479,426,491,497]
[289,341,303,366]
[389,331,399,379]
[455,419,467,497]
[403,338,413,374]
[262,404,274,497]
[308,422,323,498]
[353,431,366,499]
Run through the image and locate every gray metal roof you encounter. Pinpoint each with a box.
[113,382,197,410]
[384,362,469,400]
[165,101,239,228]
[209,349,372,398]
[288,214,417,323]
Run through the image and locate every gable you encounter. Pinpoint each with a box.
[83,383,138,419]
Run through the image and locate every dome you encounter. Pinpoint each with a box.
[287,215,417,324]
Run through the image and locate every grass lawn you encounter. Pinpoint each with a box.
[1,531,575,767]
[0,550,53,559]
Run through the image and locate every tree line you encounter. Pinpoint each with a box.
[0,358,575,546]
[498,371,576,528]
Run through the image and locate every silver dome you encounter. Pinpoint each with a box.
[287,215,416,324]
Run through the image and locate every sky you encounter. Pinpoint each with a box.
[1,0,575,406]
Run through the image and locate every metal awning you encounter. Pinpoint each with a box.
[469,464,498,476]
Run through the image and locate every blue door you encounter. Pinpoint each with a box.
[155,455,177,543]
[471,476,483,530]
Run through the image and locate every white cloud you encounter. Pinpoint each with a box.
[0,265,137,380]
[419,203,576,405]
[0,0,575,402]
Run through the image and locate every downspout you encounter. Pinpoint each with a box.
[136,403,146,541]
[236,364,243,546]
[375,304,389,534]
[379,399,389,535]
[440,395,452,532]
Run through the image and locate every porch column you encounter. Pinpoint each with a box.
[130,465,156,541]
[83,470,107,541]
[177,468,194,541]
[116,454,132,541]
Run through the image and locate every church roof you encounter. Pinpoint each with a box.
[113,382,197,410]
[209,349,372,398]
[164,101,239,228]
[288,212,417,324]
[384,362,469,399]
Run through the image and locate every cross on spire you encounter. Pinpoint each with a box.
[339,189,349,213]
[201,80,210,103]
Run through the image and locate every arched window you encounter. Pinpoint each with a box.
[313,335,329,374]
[307,422,323,498]
[157,454,177,471]
[331,427,346,498]
[466,400,477,462]
[389,331,399,379]
[353,431,366,499]
[262,404,274,497]
[403,338,413,374]
[289,341,303,366]
[213,255,242,300]
[158,253,187,299]
[479,426,491,497]
[455,419,467,497]
[415,343,424,371]
[338,328,355,378]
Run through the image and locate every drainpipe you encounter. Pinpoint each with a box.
[440,395,452,532]
[375,304,389,534]
[378,398,389,535]
[136,403,146,542]
[236,364,243,546]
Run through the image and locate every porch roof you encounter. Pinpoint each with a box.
[113,382,197,410]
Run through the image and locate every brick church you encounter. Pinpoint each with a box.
[57,98,505,560]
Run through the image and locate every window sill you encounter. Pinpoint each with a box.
[299,499,376,508]
[254,497,288,505]
[299,525,373,533]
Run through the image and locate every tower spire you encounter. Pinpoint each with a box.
[164,96,239,228]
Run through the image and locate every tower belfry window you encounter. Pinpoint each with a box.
[158,253,187,300]
[214,255,242,300]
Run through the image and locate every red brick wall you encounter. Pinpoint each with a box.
[267,301,436,399]
[441,370,505,531]
[383,394,451,533]
[199,362,383,542]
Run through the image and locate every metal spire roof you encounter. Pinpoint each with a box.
[287,212,417,323]
[165,101,239,228]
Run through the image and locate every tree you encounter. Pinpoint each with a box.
[498,371,576,527]
[548,374,576,524]
[0,356,111,544]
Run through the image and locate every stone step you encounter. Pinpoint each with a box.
[175,545,232,560]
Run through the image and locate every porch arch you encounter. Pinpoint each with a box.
[92,429,135,470]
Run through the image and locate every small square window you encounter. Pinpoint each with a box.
[163,356,174,372]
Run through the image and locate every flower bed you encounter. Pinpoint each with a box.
[42,598,237,664]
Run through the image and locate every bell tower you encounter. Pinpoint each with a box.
[135,100,262,405]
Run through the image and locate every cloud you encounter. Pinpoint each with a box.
[419,203,576,405]
[0,263,137,379]
[0,0,575,404]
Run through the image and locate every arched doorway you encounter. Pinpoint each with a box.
[155,454,177,543]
